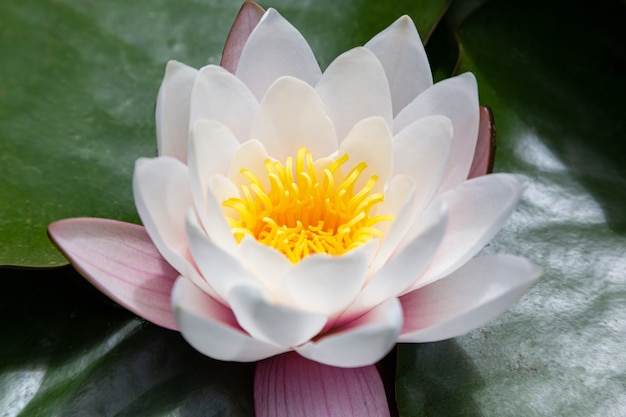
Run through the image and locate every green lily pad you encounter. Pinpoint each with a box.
[396,0,626,416]
[0,0,447,267]
[0,266,256,416]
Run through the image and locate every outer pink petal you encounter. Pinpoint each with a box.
[172,277,286,361]
[236,9,322,100]
[468,106,497,179]
[399,254,542,342]
[220,1,265,73]
[156,61,198,164]
[48,218,178,330]
[255,352,390,417]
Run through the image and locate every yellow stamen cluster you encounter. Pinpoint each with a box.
[223,147,393,263]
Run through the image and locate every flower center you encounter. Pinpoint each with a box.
[222,147,393,263]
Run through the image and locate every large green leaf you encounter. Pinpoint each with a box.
[396,0,626,416]
[0,0,448,267]
[0,266,256,416]
[0,1,449,415]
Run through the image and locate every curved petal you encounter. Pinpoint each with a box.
[255,352,390,417]
[189,65,258,143]
[296,298,402,367]
[48,218,179,330]
[399,254,542,342]
[338,116,393,193]
[404,173,527,293]
[316,47,392,142]
[370,174,416,271]
[156,60,198,163]
[204,175,240,255]
[250,76,337,161]
[172,277,286,361]
[345,199,448,316]
[133,157,204,280]
[279,241,374,317]
[392,115,453,213]
[365,15,432,116]
[236,9,322,100]
[220,0,265,73]
[188,119,239,234]
[185,210,266,300]
[227,139,271,190]
[468,106,497,179]
[394,73,479,193]
[238,236,293,296]
[228,285,327,347]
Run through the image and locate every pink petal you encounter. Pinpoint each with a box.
[48,218,179,330]
[399,254,542,342]
[467,105,497,179]
[220,1,265,73]
[255,352,390,417]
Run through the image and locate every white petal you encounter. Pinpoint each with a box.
[279,241,374,316]
[365,15,432,116]
[404,174,527,293]
[188,120,239,234]
[185,211,266,300]
[133,157,214,293]
[251,76,337,161]
[189,65,258,142]
[156,61,198,163]
[316,47,392,142]
[399,254,542,342]
[296,298,402,368]
[227,139,271,191]
[172,277,286,362]
[338,116,393,193]
[394,73,479,193]
[236,9,322,100]
[238,236,293,296]
[392,115,453,214]
[204,175,240,255]
[346,199,448,315]
[227,285,327,347]
[370,174,416,271]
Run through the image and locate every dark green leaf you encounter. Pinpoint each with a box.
[397,0,626,416]
[0,266,256,416]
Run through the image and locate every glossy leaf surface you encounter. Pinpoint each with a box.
[0,0,447,266]
[397,0,626,416]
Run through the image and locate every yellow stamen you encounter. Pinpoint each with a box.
[222,147,394,263]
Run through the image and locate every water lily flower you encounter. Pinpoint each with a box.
[48,1,541,415]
